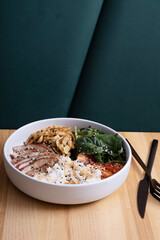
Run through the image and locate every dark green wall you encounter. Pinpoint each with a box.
[69,0,160,132]
[0,0,103,128]
[1,0,160,131]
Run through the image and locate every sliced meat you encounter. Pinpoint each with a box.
[11,151,40,164]
[12,151,56,166]
[12,143,53,153]
[10,152,21,159]
[21,156,57,174]
[10,143,60,177]
[26,164,51,177]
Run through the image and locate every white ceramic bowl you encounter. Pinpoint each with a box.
[4,118,131,205]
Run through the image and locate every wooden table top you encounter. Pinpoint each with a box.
[0,130,160,240]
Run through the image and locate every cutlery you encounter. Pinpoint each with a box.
[126,139,159,218]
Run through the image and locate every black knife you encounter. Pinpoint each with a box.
[137,139,158,218]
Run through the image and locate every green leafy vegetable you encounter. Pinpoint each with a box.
[73,126,126,164]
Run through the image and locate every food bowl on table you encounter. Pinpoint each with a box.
[3,118,131,204]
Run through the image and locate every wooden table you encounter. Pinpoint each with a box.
[0,130,160,240]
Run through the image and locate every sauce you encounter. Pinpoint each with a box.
[77,153,124,179]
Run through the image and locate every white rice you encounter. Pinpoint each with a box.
[33,156,102,184]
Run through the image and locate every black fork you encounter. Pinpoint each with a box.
[126,139,160,201]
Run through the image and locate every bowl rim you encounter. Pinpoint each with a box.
[3,117,132,188]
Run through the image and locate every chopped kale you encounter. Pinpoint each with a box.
[72,126,126,164]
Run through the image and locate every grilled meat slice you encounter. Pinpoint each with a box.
[10,143,60,177]
[12,143,53,153]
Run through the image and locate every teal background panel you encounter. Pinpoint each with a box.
[0,0,103,129]
[68,0,160,132]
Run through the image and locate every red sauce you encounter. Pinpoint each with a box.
[77,153,125,180]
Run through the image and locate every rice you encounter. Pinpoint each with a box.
[33,156,102,184]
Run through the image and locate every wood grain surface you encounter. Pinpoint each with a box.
[0,130,160,240]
